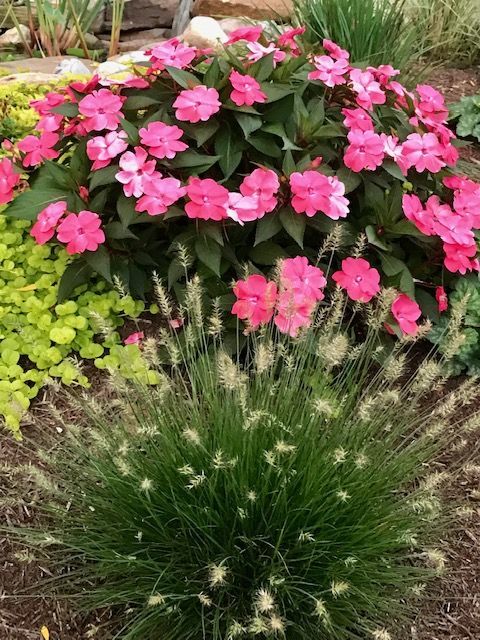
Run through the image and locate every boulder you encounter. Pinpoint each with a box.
[218,17,250,34]
[182,17,228,50]
[192,0,293,20]
[120,28,169,41]
[105,0,179,31]
[0,25,29,48]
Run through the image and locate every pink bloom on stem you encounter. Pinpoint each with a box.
[290,170,349,219]
[309,55,349,87]
[343,129,384,172]
[56,210,105,254]
[229,70,267,106]
[36,113,64,133]
[173,85,221,123]
[433,206,474,246]
[443,241,480,274]
[67,75,100,99]
[136,175,186,216]
[30,92,65,115]
[226,25,263,44]
[0,157,20,204]
[443,175,480,229]
[139,121,188,159]
[79,185,89,202]
[367,64,400,85]
[391,294,421,335]
[401,132,445,173]
[402,194,436,236]
[381,133,410,174]
[274,289,315,337]
[232,274,278,329]
[323,38,349,60]
[246,42,286,67]
[30,201,67,245]
[226,192,264,224]
[78,89,124,132]
[436,286,448,313]
[100,74,150,90]
[416,84,448,125]
[185,177,229,220]
[116,147,157,198]
[341,107,374,131]
[87,130,128,170]
[240,168,279,214]
[280,256,327,301]
[332,257,381,303]
[149,38,196,70]
[277,26,305,54]
[124,331,144,345]
[17,132,59,167]
[349,68,386,110]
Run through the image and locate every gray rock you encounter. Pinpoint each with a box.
[182,16,228,50]
[55,58,92,76]
[0,24,29,48]
[105,0,179,31]
[121,28,169,41]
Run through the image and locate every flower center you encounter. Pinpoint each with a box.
[355,275,363,283]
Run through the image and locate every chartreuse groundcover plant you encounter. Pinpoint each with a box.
[2,26,480,331]
[18,270,476,640]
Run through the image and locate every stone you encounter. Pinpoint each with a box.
[105,0,179,31]
[193,0,293,20]
[218,17,250,34]
[55,58,92,76]
[96,60,130,77]
[121,28,169,41]
[116,51,151,64]
[0,24,29,48]
[0,55,95,76]
[182,16,228,50]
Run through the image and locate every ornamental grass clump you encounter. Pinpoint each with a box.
[18,273,476,640]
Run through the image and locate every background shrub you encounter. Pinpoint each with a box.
[449,94,480,143]
[19,285,464,640]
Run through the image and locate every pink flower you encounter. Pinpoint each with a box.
[0,158,20,204]
[416,84,448,125]
[240,168,279,214]
[343,129,384,172]
[185,177,229,220]
[433,206,474,245]
[443,175,480,229]
[56,210,105,254]
[274,289,315,337]
[30,201,67,245]
[232,274,278,329]
[280,256,326,301]
[290,170,349,219]
[78,89,124,132]
[87,130,128,170]
[17,132,59,167]
[391,294,421,335]
[341,107,374,131]
[246,42,286,67]
[173,85,221,123]
[277,26,305,54]
[381,133,409,173]
[226,25,263,44]
[124,331,144,345]
[443,241,480,274]
[368,64,399,85]
[402,194,436,236]
[139,121,188,159]
[35,113,63,133]
[332,257,381,302]
[323,39,349,60]
[30,92,65,115]
[149,38,196,70]
[401,133,445,173]
[349,68,386,110]
[100,74,150,90]
[136,175,186,216]
[229,70,267,107]
[116,147,156,198]
[436,286,448,313]
[226,192,263,223]
[309,55,349,87]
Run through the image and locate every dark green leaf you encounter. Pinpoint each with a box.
[105,221,138,240]
[164,65,201,89]
[51,102,79,117]
[181,119,219,146]
[117,194,137,226]
[215,124,242,178]
[4,188,66,220]
[366,225,390,251]
[383,160,405,180]
[336,166,362,193]
[314,123,345,138]
[84,245,112,282]
[204,57,221,88]
[119,117,139,145]
[380,253,406,276]
[249,241,288,265]
[248,135,282,158]
[262,84,294,103]
[263,93,296,123]
[89,165,119,191]
[282,150,296,176]
[255,215,282,245]
[195,235,222,275]
[168,150,220,172]
[168,258,184,288]
[123,95,161,110]
[57,260,93,302]
[280,207,306,248]
[44,160,77,190]
[235,112,262,138]
[249,52,275,82]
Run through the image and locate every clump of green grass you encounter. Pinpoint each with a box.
[294,0,420,69]
[18,275,477,640]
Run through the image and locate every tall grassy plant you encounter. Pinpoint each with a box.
[108,0,126,58]
[16,275,476,640]
[406,0,480,65]
[294,0,419,69]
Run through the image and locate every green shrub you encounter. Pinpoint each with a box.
[294,0,419,68]
[20,282,466,640]
[449,95,480,143]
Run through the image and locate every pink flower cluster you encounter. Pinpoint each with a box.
[232,256,327,336]
[30,201,105,254]
[290,170,349,219]
[0,158,20,204]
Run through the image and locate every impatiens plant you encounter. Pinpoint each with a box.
[3,28,479,331]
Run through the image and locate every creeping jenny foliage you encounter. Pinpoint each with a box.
[21,283,465,640]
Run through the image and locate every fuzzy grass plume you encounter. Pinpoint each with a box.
[15,277,476,640]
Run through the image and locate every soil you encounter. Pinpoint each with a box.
[2,64,480,640]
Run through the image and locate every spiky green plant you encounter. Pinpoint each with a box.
[294,0,420,69]
[16,273,476,640]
